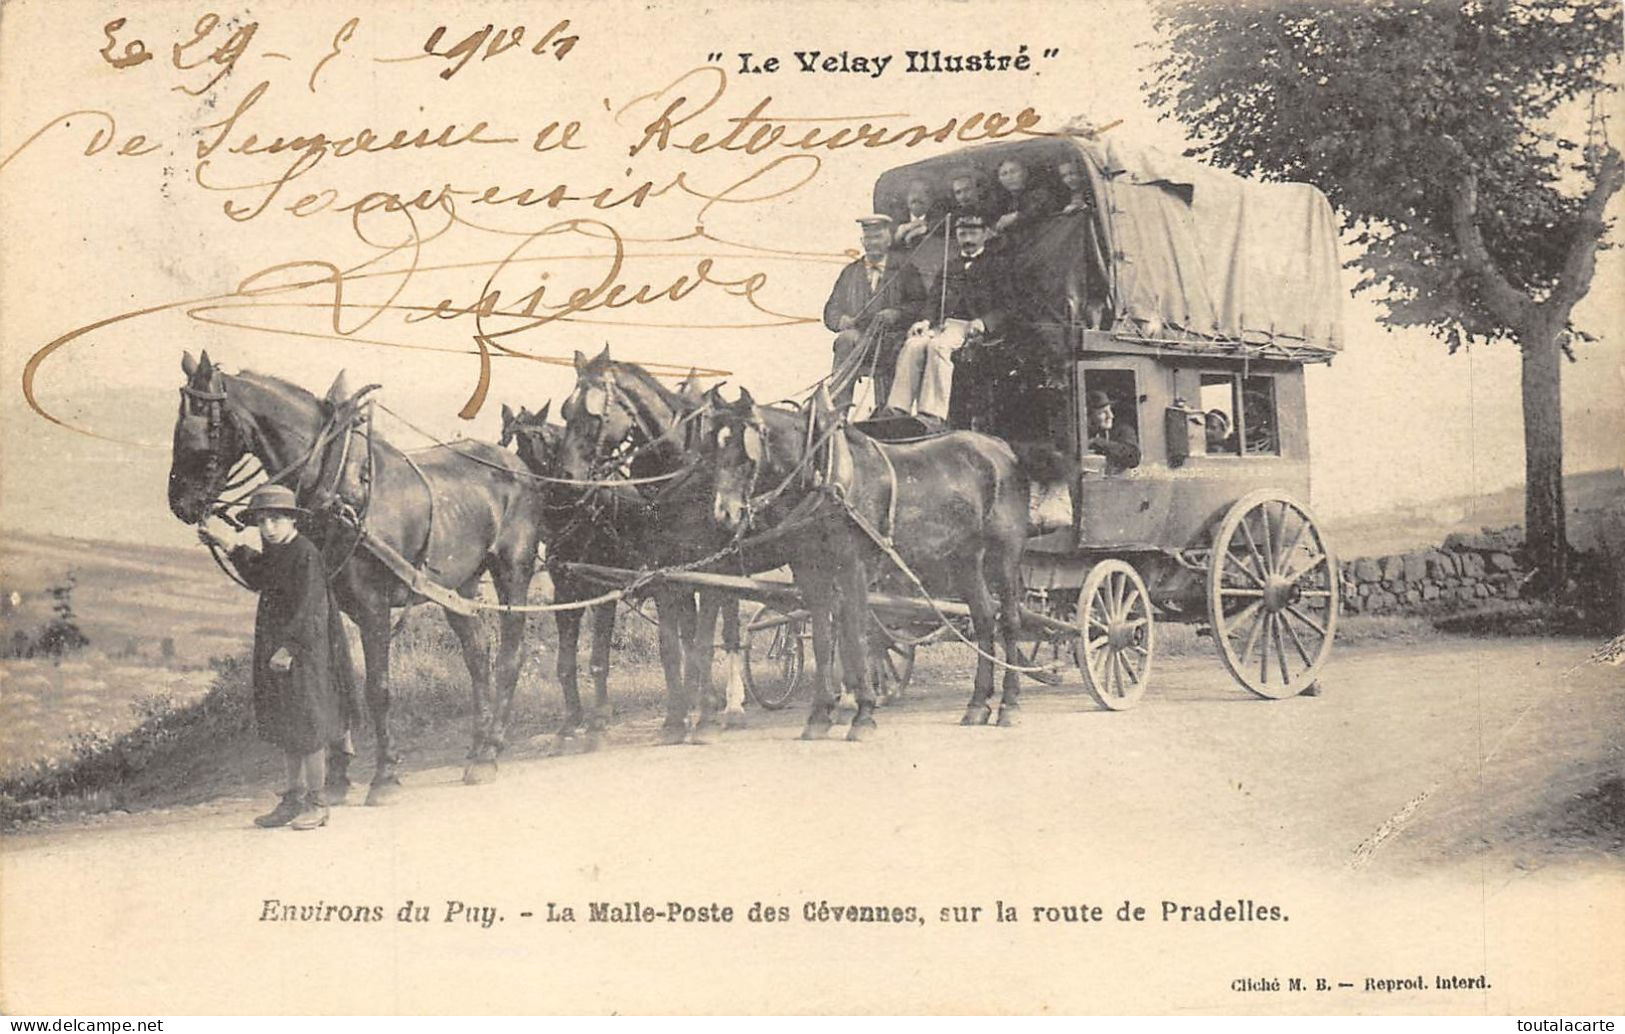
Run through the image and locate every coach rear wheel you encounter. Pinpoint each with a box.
[742,603,806,710]
[1076,560,1154,710]
[1207,491,1339,699]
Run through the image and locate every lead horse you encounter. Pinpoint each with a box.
[167,351,547,800]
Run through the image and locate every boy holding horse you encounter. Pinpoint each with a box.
[198,485,358,830]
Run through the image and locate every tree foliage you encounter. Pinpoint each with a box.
[1146,0,1622,352]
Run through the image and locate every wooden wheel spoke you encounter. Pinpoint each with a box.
[1281,612,1315,668]
[1296,588,1334,598]
[1274,506,1309,573]
[1259,505,1278,574]
[1237,611,1266,668]
[1118,616,1149,629]
[1273,616,1291,685]
[1222,587,1265,597]
[1258,613,1273,684]
[1283,604,1328,639]
[1110,651,1125,697]
[1119,649,1142,685]
[1229,599,1265,651]
[1281,551,1328,586]
[1223,551,1268,588]
[1239,517,1271,579]
[1096,649,1111,693]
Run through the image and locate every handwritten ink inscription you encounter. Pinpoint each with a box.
[8,9,1080,437]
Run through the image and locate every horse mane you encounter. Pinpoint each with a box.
[226,369,325,421]
[606,359,690,413]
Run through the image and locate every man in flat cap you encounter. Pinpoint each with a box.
[883,214,1025,432]
[823,213,926,411]
[1086,390,1141,472]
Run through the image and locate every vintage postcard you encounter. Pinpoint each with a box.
[1,0,1621,1016]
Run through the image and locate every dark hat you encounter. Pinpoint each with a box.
[955,214,987,230]
[856,213,893,228]
[1085,390,1113,409]
[239,485,307,520]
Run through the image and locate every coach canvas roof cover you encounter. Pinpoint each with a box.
[873,136,1346,359]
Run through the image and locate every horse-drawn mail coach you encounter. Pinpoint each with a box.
[744,136,1346,712]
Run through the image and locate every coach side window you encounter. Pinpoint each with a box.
[1198,373,1279,457]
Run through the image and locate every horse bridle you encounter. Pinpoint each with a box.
[180,375,378,581]
[562,372,710,494]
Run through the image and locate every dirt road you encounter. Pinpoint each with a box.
[3,637,1621,1014]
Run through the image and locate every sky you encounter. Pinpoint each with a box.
[1,0,1620,552]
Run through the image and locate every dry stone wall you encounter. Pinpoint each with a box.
[1339,526,1527,615]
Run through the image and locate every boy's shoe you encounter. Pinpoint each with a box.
[254,791,305,828]
[289,791,329,831]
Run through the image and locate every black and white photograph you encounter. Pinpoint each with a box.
[0,0,1621,1016]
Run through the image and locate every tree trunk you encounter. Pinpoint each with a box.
[1518,324,1568,597]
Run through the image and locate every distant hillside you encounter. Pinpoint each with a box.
[1325,468,1625,559]
[0,531,255,663]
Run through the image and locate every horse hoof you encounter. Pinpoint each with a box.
[996,707,1021,728]
[723,710,749,731]
[846,717,878,742]
[960,705,992,726]
[463,761,499,784]
[655,724,689,746]
[688,721,720,746]
[800,720,832,741]
[323,780,353,806]
[364,779,403,807]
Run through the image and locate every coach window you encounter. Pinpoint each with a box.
[1198,373,1279,457]
[1083,368,1139,439]
[1198,375,1239,456]
[1240,376,1279,455]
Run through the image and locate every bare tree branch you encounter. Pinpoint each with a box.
[1450,173,1534,329]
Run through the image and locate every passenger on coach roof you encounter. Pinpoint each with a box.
[992,158,1058,240]
[823,213,927,411]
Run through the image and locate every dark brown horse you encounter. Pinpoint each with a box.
[554,348,770,743]
[497,401,636,750]
[706,387,1032,735]
[167,351,547,800]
